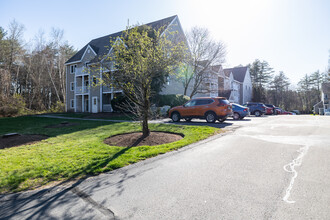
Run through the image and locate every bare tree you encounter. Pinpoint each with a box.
[181,27,226,98]
[102,25,186,137]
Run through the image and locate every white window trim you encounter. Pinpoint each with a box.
[70,99,74,108]
[70,82,74,91]
[70,65,77,74]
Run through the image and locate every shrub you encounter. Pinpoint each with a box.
[111,95,132,112]
[0,94,27,117]
[154,94,190,107]
[49,101,65,113]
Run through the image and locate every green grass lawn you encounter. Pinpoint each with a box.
[0,116,220,193]
[52,112,134,121]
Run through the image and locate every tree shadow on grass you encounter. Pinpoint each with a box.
[166,120,234,129]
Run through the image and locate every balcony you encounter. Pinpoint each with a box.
[75,67,89,76]
[75,86,89,94]
[103,85,122,93]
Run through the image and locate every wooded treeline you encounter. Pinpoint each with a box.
[249,59,330,113]
[0,20,76,116]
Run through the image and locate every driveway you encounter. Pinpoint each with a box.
[1,115,329,219]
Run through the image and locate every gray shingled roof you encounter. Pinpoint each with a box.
[66,15,177,64]
[223,66,248,83]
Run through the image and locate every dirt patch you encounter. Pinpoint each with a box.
[44,121,79,128]
[0,134,48,149]
[104,131,183,147]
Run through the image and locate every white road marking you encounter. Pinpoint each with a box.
[282,145,310,204]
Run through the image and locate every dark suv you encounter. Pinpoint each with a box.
[243,102,266,117]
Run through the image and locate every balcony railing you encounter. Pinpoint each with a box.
[103,86,122,93]
[75,86,89,94]
[75,67,89,76]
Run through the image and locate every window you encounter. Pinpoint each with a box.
[196,99,214,106]
[70,82,74,91]
[70,65,77,74]
[70,99,74,108]
[166,76,170,85]
[219,99,230,105]
[93,76,97,85]
[185,100,197,107]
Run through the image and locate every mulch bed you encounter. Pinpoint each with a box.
[44,122,79,128]
[0,134,48,149]
[104,131,183,147]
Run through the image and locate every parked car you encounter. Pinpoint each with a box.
[265,107,273,115]
[243,102,267,117]
[265,104,277,115]
[282,110,293,115]
[169,97,232,123]
[231,103,249,120]
[291,110,300,115]
[275,107,283,114]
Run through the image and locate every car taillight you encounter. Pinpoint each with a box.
[244,108,247,112]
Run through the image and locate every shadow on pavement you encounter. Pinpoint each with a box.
[0,156,151,219]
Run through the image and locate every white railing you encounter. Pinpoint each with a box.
[103,86,111,93]
[75,86,89,94]
[75,67,89,76]
[103,86,122,93]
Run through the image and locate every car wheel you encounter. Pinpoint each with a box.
[255,110,261,117]
[185,117,192,122]
[171,112,180,122]
[205,112,216,123]
[233,112,240,120]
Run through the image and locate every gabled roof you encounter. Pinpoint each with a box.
[66,15,178,64]
[211,65,222,72]
[223,69,232,77]
[223,66,248,83]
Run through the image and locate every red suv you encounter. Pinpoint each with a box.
[169,97,232,123]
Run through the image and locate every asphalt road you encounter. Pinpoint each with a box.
[1,115,329,220]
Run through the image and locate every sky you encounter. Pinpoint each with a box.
[1,0,329,85]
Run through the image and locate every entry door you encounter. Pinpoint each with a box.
[92,97,98,113]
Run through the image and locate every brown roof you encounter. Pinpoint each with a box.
[223,66,248,83]
[211,65,222,72]
[223,69,232,77]
[218,90,231,99]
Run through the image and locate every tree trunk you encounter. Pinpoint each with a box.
[142,89,150,138]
